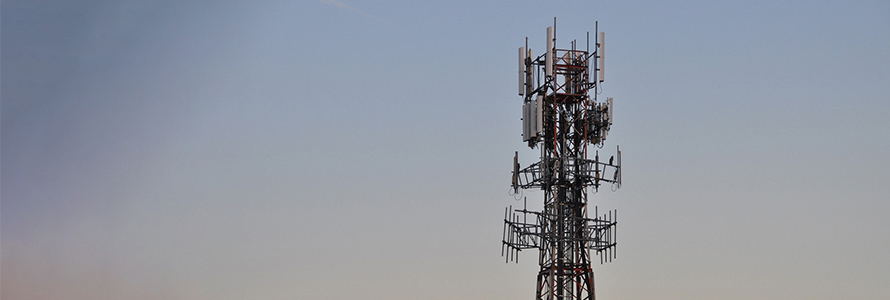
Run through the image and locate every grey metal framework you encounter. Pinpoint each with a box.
[503,21,622,300]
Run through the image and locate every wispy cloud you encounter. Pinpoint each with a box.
[319,0,392,26]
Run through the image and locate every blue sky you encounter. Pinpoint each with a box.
[3,1,889,299]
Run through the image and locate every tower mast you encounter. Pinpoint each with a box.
[504,20,622,300]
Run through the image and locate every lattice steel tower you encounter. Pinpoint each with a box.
[502,20,622,300]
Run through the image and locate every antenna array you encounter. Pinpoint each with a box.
[503,20,623,300]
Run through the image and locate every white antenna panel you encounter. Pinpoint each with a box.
[519,47,526,96]
[522,103,530,141]
[546,26,554,77]
[530,101,537,140]
[598,32,605,82]
[535,95,544,135]
[522,103,527,141]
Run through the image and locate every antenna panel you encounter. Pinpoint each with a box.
[607,97,613,124]
[546,26,554,77]
[535,95,544,135]
[598,32,605,82]
[522,103,528,141]
[530,102,536,140]
[519,47,526,96]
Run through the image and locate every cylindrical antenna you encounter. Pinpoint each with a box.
[514,212,520,263]
[513,151,519,192]
[617,145,622,185]
[608,210,612,262]
[502,207,508,257]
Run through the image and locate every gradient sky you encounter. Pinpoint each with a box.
[3,1,889,299]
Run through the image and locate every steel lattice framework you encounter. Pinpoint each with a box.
[503,21,622,300]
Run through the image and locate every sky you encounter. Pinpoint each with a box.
[2,1,889,299]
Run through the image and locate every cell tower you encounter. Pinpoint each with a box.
[502,20,622,300]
